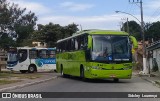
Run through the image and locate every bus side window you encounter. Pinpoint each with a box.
[58,42,62,53]
[75,38,78,50]
[39,50,47,58]
[18,49,27,63]
[68,39,72,51]
[48,50,56,58]
[66,40,71,52]
[80,35,87,49]
[71,38,75,51]
[61,42,67,52]
[29,50,38,59]
[84,34,88,48]
[77,36,81,50]
[57,43,61,53]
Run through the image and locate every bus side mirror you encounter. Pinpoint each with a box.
[88,35,92,49]
[129,36,138,49]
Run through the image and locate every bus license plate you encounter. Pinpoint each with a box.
[110,75,116,78]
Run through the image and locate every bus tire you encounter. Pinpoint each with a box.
[80,66,87,81]
[28,65,36,73]
[61,65,67,77]
[113,78,119,82]
[20,70,27,73]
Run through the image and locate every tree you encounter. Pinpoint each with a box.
[32,23,79,47]
[43,23,62,47]
[0,0,37,47]
[122,21,142,41]
[15,11,37,45]
[31,24,45,42]
[0,33,16,49]
[145,21,160,41]
[62,23,79,38]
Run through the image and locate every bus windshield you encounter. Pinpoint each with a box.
[92,35,131,62]
[7,51,18,62]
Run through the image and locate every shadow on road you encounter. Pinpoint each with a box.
[59,75,130,84]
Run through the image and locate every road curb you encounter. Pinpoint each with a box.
[141,77,160,88]
[0,76,57,92]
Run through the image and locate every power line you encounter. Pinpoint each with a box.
[147,6,160,22]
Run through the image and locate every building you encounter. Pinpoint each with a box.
[0,49,7,71]
[146,40,160,73]
[32,42,47,48]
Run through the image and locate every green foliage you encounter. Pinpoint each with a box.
[122,20,160,42]
[0,33,16,49]
[32,23,79,47]
[122,21,142,41]
[0,0,37,47]
[145,21,160,41]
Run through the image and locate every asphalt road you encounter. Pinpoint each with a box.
[1,74,160,101]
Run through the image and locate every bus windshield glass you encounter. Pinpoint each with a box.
[7,51,18,62]
[92,35,131,62]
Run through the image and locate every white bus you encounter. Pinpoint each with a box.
[7,47,56,73]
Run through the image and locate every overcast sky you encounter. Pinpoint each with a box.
[8,0,160,30]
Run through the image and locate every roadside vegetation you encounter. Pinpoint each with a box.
[0,71,41,85]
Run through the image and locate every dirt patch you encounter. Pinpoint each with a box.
[0,72,42,85]
[0,79,22,85]
[0,72,41,79]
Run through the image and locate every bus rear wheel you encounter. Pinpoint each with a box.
[28,65,36,73]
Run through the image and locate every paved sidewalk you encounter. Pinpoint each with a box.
[133,70,160,88]
[0,72,58,92]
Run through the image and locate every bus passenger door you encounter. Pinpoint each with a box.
[17,49,29,71]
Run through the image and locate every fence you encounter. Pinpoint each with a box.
[0,49,7,71]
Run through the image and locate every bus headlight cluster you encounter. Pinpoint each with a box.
[123,66,132,70]
[85,67,90,71]
[92,66,101,70]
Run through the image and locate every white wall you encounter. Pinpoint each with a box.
[153,48,160,72]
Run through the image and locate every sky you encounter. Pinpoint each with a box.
[7,0,160,30]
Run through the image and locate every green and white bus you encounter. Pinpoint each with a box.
[56,30,138,81]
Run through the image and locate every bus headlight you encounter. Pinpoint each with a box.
[85,67,90,71]
[123,66,132,70]
[92,66,101,70]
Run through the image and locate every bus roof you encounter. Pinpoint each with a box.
[16,47,56,50]
[57,29,129,43]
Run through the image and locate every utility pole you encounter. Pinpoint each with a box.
[121,18,129,34]
[129,0,147,74]
[117,23,122,31]
[122,22,124,31]
[127,18,130,34]
[79,24,82,31]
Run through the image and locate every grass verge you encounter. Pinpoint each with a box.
[0,72,41,79]
[0,80,22,85]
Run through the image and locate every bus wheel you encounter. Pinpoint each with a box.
[80,67,86,81]
[28,65,35,73]
[60,66,65,77]
[61,68,64,76]
[113,78,119,82]
[20,70,27,73]
[61,66,68,78]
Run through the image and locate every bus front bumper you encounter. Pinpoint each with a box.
[85,69,132,79]
[6,67,13,71]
